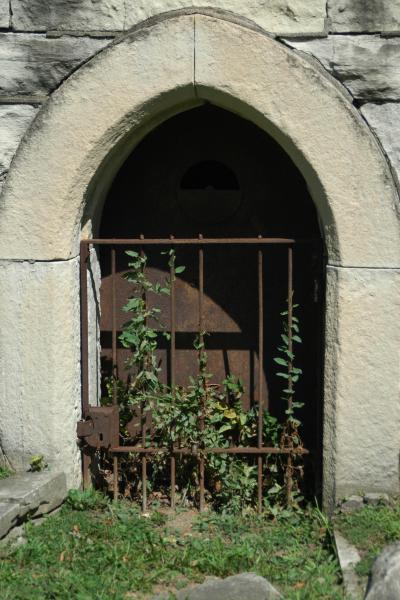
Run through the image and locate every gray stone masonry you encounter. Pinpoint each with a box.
[0,0,9,29]
[361,103,400,188]
[0,104,38,175]
[284,35,400,102]
[11,1,327,36]
[0,471,67,539]
[0,33,109,97]
[328,0,400,34]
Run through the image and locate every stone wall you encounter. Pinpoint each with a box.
[0,1,399,195]
[0,2,399,496]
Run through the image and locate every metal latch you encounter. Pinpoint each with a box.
[77,406,119,449]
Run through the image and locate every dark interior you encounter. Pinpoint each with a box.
[99,104,325,494]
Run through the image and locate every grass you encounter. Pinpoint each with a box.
[334,501,400,577]
[0,490,345,600]
[0,466,14,480]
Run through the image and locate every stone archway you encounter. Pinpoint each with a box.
[0,11,398,508]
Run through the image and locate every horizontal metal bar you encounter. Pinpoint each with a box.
[111,446,309,455]
[81,237,315,246]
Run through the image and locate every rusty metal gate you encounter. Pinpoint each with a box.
[78,236,313,512]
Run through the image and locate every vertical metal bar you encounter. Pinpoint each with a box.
[80,242,92,489]
[198,234,205,512]
[111,247,118,404]
[113,456,119,502]
[80,243,90,419]
[140,235,147,512]
[286,245,294,506]
[111,247,119,501]
[257,239,264,513]
[170,236,176,509]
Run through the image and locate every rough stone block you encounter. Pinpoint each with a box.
[153,573,281,600]
[286,35,400,101]
[0,33,109,96]
[0,0,10,29]
[11,1,327,36]
[0,259,82,488]
[365,543,400,600]
[0,501,20,539]
[0,104,38,175]
[11,0,125,32]
[0,471,67,518]
[361,103,400,186]
[325,267,400,501]
[328,0,400,34]
[124,2,327,36]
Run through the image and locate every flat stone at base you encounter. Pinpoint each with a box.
[340,495,364,513]
[153,573,281,600]
[334,530,364,599]
[0,501,20,539]
[0,471,67,519]
[364,493,390,507]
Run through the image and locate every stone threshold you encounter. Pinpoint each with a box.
[0,471,67,539]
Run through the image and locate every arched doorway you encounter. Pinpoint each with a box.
[0,12,398,507]
[99,104,324,496]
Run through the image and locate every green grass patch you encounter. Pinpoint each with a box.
[334,502,400,577]
[0,466,14,480]
[0,491,344,600]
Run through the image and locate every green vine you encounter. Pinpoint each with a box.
[101,250,305,512]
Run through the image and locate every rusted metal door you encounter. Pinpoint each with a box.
[78,236,318,511]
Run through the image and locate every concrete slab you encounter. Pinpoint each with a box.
[0,471,67,521]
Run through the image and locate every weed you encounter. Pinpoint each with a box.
[66,488,110,511]
[100,250,306,512]
[0,466,14,480]
[0,502,344,599]
[29,455,47,472]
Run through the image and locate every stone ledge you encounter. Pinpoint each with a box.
[0,471,67,539]
[334,530,365,599]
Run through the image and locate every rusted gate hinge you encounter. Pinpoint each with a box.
[77,406,119,449]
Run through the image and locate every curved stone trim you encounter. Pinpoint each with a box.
[0,12,398,267]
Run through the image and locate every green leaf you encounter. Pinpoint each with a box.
[291,367,303,375]
[218,424,232,433]
[175,266,186,274]
[293,335,302,343]
[274,357,288,367]
[276,372,289,379]
[125,250,139,258]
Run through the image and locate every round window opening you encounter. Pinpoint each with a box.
[178,160,242,224]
